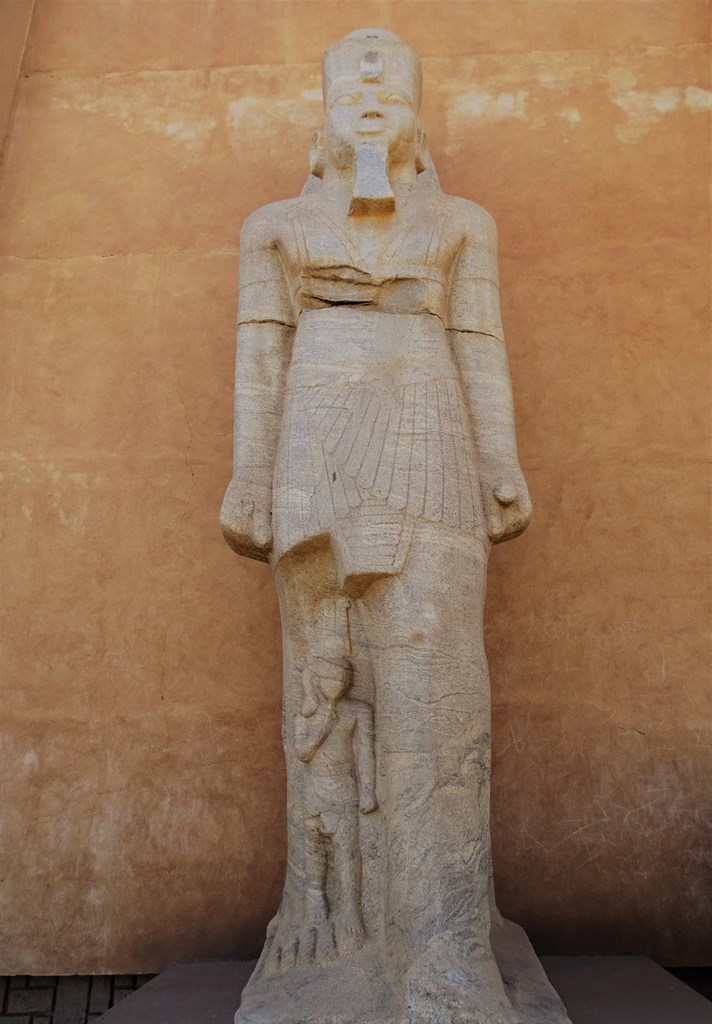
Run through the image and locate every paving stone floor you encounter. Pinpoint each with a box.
[0,975,154,1024]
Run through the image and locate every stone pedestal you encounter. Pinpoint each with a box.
[95,957,712,1024]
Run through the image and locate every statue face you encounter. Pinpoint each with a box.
[317,666,351,702]
[324,82,418,169]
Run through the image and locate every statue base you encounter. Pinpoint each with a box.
[94,953,712,1024]
[236,918,571,1024]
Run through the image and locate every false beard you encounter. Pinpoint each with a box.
[349,143,396,216]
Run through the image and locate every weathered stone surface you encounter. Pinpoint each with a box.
[0,0,709,977]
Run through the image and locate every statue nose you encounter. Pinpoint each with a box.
[361,109,384,119]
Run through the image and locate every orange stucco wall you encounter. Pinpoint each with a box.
[0,0,34,154]
[0,0,709,973]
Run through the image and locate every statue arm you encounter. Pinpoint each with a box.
[294,704,336,763]
[447,203,532,543]
[220,205,296,561]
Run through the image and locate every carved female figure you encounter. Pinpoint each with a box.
[221,28,570,1024]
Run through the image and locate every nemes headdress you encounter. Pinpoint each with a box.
[322,29,422,112]
[303,29,439,202]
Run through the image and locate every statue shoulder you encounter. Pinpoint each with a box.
[434,194,495,244]
[442,195,498,244]
[239,198,299,247]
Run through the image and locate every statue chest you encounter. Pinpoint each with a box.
[280,198,460,317]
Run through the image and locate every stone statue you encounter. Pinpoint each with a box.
[221,28,572,1024]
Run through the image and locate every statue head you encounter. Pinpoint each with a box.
[315,656,353,703]
[309,29,430,193]
[301,656,353,714]
[323,28,421,110]
[299,597,353,712]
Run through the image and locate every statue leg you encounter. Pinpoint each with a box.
[331,809,366,951]
[257,542,344,976]
[304,814,336,961]
[358,522,520,1024]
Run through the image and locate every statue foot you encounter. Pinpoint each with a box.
[304,889,336,962]
[260,918,300,975]
[490,917,572,1023]
[309,916,337,962]
[259,894,339,976]
[405,942,521,1024]
[335,903,366,954]
[262,926,337,974]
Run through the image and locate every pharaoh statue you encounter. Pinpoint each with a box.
[221,28,572,1024]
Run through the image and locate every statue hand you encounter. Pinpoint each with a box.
[478,456,532,543]
[360,795,378,815]
[220,477,273,562]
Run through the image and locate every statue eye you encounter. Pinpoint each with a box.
[334,93,359,106]
[384,93,407,105]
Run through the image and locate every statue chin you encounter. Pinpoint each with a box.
[225,26,572,1024]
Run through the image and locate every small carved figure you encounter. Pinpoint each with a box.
[295,650,377,955]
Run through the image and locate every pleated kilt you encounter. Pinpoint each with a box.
[272,308,485,590]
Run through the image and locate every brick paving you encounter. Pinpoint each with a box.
[0,976,153,1023]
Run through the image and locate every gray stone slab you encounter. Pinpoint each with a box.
[98,962,254,1023]
[541,956,712,1024]
[6,985,54,1014]
[110,988,133,1007]
[96,957,711,1024]
[89,976,112,1015]
[55,975,90,1024]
